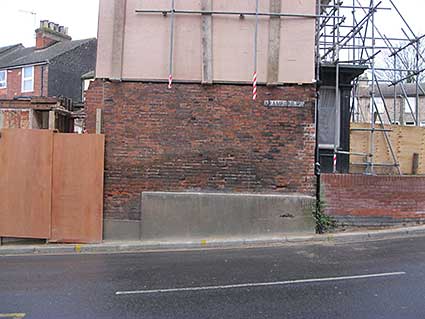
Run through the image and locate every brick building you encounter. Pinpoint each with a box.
[86,0,318,239]
[0,96,76,132]
[0,20,96,132]
[356,82,425,126]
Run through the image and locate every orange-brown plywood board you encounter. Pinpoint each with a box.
[351,123,425,175]
[50,134,105,243]
[0,129,53,238]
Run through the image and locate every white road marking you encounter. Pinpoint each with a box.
[115,271,406,295]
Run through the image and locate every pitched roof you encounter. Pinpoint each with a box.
[0,38,96,69]
[358,83,425,98]
[0,44,23,55]
[81,70,95,79]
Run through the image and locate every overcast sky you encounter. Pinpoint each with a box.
[0,0,424,48]
[0,0,99,47]
[356,0,425,39]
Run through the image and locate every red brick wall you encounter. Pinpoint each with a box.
[321,174,425,226]
[36,32,57,49]
[86,80,316,221]
[0,65,48,99]
[1,110,30,128]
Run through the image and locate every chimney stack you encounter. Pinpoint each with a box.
[36,20,72,49]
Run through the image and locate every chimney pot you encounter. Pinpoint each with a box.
[40,20,48,28]
[36,20,71,49]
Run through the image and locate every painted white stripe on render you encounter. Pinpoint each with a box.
[115,271,406,295]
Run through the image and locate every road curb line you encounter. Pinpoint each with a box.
[1,226,425,256]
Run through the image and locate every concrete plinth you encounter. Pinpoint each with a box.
[140,192,316,241]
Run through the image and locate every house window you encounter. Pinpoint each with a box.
[372,97,385,114]
[22,66,34,93]
[0,70,6,88]
[404,97,416,113]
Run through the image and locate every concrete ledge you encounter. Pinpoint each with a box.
[140,192,316,241]
[2,225,425,256]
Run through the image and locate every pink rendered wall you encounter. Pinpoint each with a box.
[96,0,115,78]
[280,1,316,83]
[123,0,202,81]
[96,0,316,84]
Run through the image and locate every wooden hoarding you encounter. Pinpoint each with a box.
[351,123,425,175]
[51,134,105,243]
[0,129,104,243]
[0,129,53,238]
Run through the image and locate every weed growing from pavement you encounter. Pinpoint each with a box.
[314,198,337,234]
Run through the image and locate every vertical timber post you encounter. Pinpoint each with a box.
[29,109,34,129]
[267,0,281,85]
[201,0,213,84]
[96,109,102,134]
[412,153,419,175]
[111,0,127,81]
[48,110,56,130]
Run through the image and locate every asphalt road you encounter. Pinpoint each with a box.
[1,237,425,319]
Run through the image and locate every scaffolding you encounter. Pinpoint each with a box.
[134,0,420,175]
[317,0,425,175]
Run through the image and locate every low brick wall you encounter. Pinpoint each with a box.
[321,174,425,226]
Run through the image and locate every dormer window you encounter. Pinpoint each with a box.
[0,70,6,89]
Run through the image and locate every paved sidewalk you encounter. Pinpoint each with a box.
[1,225,425,256]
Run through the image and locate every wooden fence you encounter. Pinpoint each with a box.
[0,129,104,243]
[350,123,425,175]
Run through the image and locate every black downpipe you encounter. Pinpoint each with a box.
[314,0,322,233]
[40,65,44,96]
[314,82,322,234]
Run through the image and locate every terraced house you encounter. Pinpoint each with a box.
[0,20,96,132]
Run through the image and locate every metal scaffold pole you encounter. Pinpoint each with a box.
[168,0,175,89]
[368,0,376,175]
[318,0,423,175]
[333,0,341,173]
[253,0,259,101]
[136,0,422,175]
[416,39,420,126]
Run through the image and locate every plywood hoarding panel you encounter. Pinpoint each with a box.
[51,134,105,243]
[350,123,425,175]
[0,129,53,238]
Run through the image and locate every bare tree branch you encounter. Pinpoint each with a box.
[376,41,425,83]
